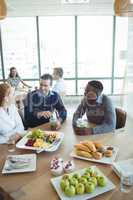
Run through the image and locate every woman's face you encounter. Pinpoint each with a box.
[4,87,14,106]
[11,69,17,77]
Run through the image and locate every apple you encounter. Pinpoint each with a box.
[64,185,76,197]
[83,172,91,180]
[69,177,78,187]
[76,183,85,195]
[88,177,97,186]
[60,179,70,191]
[97,176,107,187]
[85,182,95,193]
[91,171,98,177]
[72,173,81,180]
[62,174,71,180]
[79,177,87,185]
[85,167,95,175]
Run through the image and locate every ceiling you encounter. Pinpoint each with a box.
[6,0,114,17]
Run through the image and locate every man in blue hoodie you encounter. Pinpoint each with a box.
[24,74,67,128]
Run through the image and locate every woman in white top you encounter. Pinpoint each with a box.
[0,83,24,144]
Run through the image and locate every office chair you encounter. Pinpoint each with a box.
[115,107,127,129]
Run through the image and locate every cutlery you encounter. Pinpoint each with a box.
[37,138,61,154]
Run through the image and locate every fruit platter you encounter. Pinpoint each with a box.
[16,129,64,152]
[51,166,115,200]
[70,140,119,164]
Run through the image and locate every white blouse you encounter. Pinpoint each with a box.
[0,104,24,144]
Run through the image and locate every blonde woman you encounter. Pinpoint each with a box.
[0,83,24,144]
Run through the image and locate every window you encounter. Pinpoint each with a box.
[78,79,111,95]
[0,16,128,96]
[1,17,39,79]
[77,16,113,78]
[114,79,125,94]
[114,17,128,78]
[39,16,75,78]
[0,55,2,79]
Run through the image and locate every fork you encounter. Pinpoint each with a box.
[36,138,61,154]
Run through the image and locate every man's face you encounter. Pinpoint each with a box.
[85,85,98,104]
[53,69,59,80]
[39,79,51,94]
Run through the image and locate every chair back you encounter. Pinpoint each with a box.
[115,107,127,129]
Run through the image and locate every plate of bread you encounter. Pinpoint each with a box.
[70,140,118,164]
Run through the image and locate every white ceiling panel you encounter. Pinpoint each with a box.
[6,0,114,17]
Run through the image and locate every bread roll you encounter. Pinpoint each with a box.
[93,141,104,149]
[104,150,113,157]
[92,152,103,160]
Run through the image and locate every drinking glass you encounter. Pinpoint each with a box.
[120,173,133,193]
[7,135,16,153]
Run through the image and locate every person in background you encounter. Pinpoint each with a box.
[52,67,66,96]
[0,83,24,144]
[24,73,67,128]
[73,80,116,134]
[7,67,31,89]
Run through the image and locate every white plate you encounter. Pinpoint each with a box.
[16,131,64,152]
[70,146,119,165]
[2,154,36,174]
[51,166,116,200]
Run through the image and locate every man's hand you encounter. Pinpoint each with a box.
[37,111,52,119]
[55,120,61,130]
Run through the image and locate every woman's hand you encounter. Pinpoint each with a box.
[14,133,22,142]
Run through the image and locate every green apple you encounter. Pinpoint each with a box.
[85,182,95,193]
[79,177,87,185]
[83,172,91,179]
[88,177,97,186]
[91,171,98,178]
[72,173,81,180]
[62,174,71,180]
[60,179,70,191]
[97,176,107,187]
[76,183,85,195]
[64,185,76,197]
[85,167,95,176]
[69,177,78,187]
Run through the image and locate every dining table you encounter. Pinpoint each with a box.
[0,118,133,200]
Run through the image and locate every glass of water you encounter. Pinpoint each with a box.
[120,173,133,193]
[7,135,16,153]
